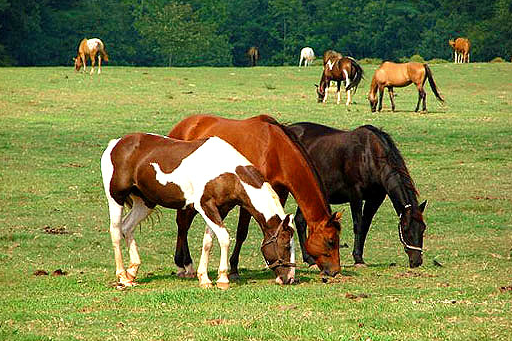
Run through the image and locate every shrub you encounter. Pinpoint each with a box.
[427,58,450,64]
[399,54,425,63]
[358,58,383,65]
[490,57,504,63]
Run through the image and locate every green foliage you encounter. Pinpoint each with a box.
[490,57,505,63]
[399,54,425,63]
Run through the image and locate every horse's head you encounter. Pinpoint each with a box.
[315,83,325,102]
[305,212,342,277]
[448,39,455,47]
[368,91,378,112]
[399,201,428,268]
[260,214,296,285]
[74,57,82,71]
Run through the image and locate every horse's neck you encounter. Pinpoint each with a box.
[382,167,418,215]
[274,133,331,223]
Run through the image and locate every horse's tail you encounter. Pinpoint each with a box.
[346,57,363,93]
[361,125,418,196]
[100,43,109,62]
[424,64,444,103]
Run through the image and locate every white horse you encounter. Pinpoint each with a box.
[299,47,315,67]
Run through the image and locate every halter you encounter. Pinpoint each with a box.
[398,204,423,253]
[260,223,296,270]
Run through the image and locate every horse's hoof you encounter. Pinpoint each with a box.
[308,264,320,272]
[228,272,240,281]
[216,282,230,290]
[199,282,213,289]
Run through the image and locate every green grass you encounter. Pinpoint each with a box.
[0,63,511,340]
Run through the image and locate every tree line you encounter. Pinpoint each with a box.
[0,0,510,67]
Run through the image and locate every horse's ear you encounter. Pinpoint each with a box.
[419,200,428,213]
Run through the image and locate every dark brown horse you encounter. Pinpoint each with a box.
[101,133,295,289]
[247,46,259,66]
[315,57,363,106]
[287,122,428,268]
[74,38,109,75]
[368,62,444,113]
[168,115,342,279]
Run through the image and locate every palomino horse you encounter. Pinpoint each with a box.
[299,47,315,67]
[288,122,428,268]
[368,62,444,113]
[247,46,259,66]
[74,38,109,75]
[101,133,296,289]
[449,38,471,63]
[168,115,342,279]
[315,57,363,106]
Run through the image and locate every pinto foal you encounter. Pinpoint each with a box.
[74,38,109,75]
[101,134,295,289]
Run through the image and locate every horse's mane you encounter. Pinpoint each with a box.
[361,125,419,197]
[263,117,332,213]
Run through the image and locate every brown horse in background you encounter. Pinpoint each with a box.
[247,46,259,66]
[316,57,363,106]
[74,38,109,75]
[368,62,444,113]
[168,114,342,279]
[449,38,471,63]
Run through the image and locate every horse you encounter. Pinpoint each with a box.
[368,61,444,113]
[247,46,259,66]
[449,38,471,63]
[168,115,342,279]
[287,122,428,268]
[299,47,315,67]
[101,133,296,289]
[74,38,109,75]
[315,57,363,106]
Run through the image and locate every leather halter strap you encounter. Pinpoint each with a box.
[398,204,423,253]
[261,224,296,270]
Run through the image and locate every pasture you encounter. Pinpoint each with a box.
[0,63,511,340]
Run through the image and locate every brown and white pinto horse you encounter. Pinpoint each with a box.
[449,38,471,63]
[101,133,295,289]
[168,115,342,279]
[368,62,444,113]
[247,46,259,66]
[74,38,109,75]
[315,57,363,106]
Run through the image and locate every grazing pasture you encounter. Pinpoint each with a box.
[0,63,511,340]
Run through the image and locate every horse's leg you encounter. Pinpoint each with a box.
[98,55,102,74]
[90,52,96,75]
[197,203,230,289]
[415,83,426,112]
[294,206,315,266]
[388,87,396,112]
[353,193,386,266]
[121,196,152,285]
[107,196,127,285]
[323,82,329,103]
[336,81,341,105]
[350,200,364,266]
[81,53,87,73]
[343,70,351,106]
[175,207,197,278]
[378,86,384,112]
[228,208,252,281]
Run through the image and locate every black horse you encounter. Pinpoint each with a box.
[287,122,427,268]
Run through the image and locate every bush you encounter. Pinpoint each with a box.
[490,57,505,63]
[358,58,383,65]
[427,58,449,64]
[399,54,425,63]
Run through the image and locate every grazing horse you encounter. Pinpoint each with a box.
[368,62,444,113]
[101,133,296,289]
[247,46,259,66]
[74,38,109,75]
[299,47,315,67]
[168,115,342,279]
[315,57,363,106]
[287,122,428,268]
[449,38,471,63]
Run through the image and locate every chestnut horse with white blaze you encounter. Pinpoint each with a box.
[169,115,342,279]
[299,47,315,67]
[74,38,109,75]
[449,38,471,63]
[368,62,444,113]
[101,133,295,289]
[315,56,363,106]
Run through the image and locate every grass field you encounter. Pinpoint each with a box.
[0,63,511,341]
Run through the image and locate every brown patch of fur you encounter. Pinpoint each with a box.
[236,165,265,188]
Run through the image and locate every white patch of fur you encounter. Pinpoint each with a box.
[327,60,335,70]
[241,181,284,222]
[87,38,103,51]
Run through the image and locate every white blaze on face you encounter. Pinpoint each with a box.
[327,60,335,70]
[150,136,252,207]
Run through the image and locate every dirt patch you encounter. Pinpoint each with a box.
[498,285,512,293]
[52,269,68,276]
[394,271,436,279]
[33,270,49,276]
[43,226,69,235]
[205,319,231,326]
[345,293,370,300]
